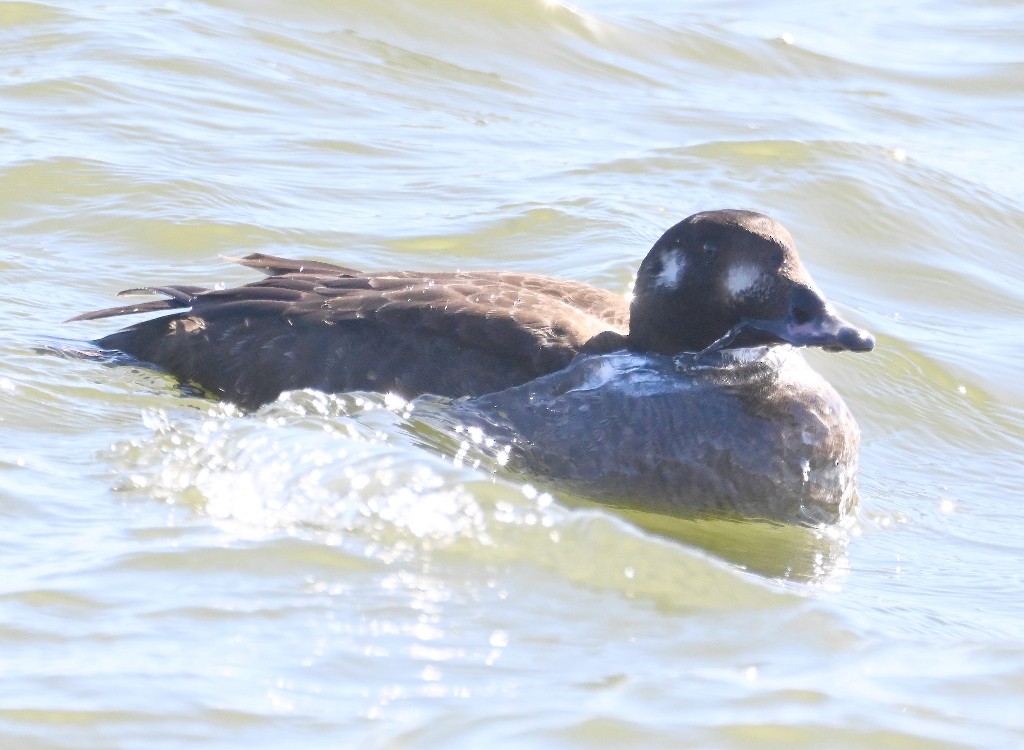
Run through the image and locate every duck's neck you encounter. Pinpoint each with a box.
[626,309,711,356]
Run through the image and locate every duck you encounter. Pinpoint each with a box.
[71,209,872,405]
[71,209,874,524]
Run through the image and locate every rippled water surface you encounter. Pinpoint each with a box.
[3,0,1023,747]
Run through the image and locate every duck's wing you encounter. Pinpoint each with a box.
[72,254,630,405]
[290,269,629,356]
[73,254,628,354]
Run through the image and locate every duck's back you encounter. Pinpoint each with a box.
[82,254,630,407]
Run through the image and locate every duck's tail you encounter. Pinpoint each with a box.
[65,253,362,323]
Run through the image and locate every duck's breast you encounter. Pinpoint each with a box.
[455,347,859,525]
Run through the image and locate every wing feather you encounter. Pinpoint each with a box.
[73,257,630,371]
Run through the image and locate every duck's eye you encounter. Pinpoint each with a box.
[789,287,820,325]
[701,241,716,257]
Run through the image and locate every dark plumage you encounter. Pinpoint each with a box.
[70,209,873,408]
[452,347,861,525]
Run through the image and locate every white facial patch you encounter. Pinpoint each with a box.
[655,250,687,289]
[725,263,763,299]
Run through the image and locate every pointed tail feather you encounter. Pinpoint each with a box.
[228,253,361,277]
[65,286,200,323]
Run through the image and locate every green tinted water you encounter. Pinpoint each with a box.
[2,0,1023,747]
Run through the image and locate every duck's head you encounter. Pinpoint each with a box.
[628,209,875,355]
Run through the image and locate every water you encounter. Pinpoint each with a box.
[2,0,1023,747]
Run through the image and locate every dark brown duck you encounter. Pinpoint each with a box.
[72,209,873,408]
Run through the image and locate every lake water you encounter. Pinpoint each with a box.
[2,0,1023,747]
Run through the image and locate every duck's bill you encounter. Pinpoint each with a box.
[750,309,875,353]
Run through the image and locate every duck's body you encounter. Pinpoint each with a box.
[453,347,859,525]
[88,259,631,408]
